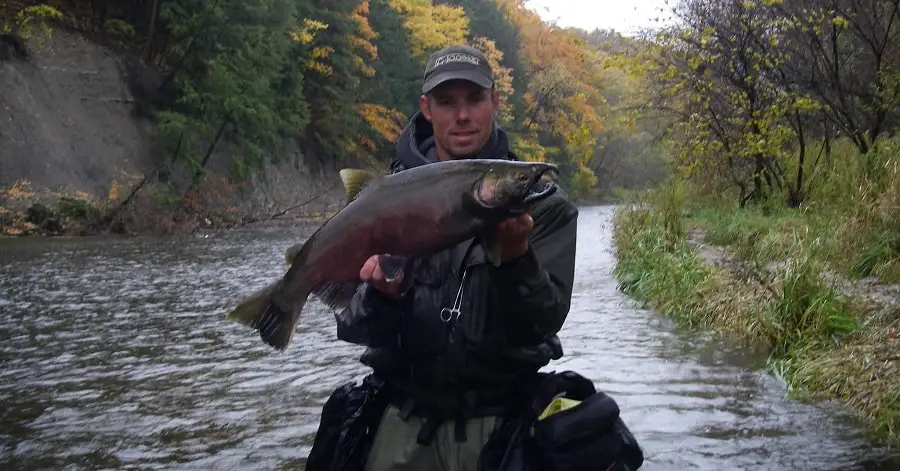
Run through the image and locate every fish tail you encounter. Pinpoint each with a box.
[227,281,309,350]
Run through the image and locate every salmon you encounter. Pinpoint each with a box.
[227,158,559,350]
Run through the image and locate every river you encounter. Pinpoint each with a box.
[1,205,897,470]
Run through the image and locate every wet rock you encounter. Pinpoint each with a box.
[25,203,63,234]
[25,203,53,225]
[0,208,15,232]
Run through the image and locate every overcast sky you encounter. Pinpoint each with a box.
[527,0,674,36]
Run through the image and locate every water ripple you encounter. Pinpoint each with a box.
[0,207,897,470]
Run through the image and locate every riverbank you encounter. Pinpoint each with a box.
[0,174,625,239]
[0,174,343,238]
[611,178,900,445]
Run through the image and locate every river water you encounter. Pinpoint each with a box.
[1,205,897,470]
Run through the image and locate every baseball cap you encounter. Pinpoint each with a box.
[422,45,494,94]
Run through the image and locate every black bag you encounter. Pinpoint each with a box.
[478,371,644,471]
[306,374,389,471]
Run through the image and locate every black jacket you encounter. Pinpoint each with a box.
[334,112,579,418]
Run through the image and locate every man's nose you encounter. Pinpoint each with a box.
[456,102,470,121]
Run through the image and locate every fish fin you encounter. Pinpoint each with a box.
[311,281,361,310]
[227,282,279,326]
[338,168,379,202]
[227,281,308,350]
[285,242,303,264]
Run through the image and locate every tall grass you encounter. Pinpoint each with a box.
[693,138,900,283]
[614,187,857,354]
[611,139,900,442]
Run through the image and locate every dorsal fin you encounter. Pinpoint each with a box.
[338,168,379,202]
[285,242,303,265]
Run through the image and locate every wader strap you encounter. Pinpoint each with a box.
[398,398,415,421]
[416,417,441,445]
[454,418,467,442]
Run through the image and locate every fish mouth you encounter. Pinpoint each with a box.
[520,165,559,205]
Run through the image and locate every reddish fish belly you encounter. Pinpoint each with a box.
[305,199,475,287]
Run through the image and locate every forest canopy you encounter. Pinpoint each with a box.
[1,0,671,199]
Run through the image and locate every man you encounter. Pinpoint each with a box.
[334,44,579,470]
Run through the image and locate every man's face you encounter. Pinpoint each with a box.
[420,80,500,160]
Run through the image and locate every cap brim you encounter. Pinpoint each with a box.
[422,70,493,94]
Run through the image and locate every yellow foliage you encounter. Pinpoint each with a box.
[290,19,328,45]
[356,103,408,142]
[306,46,335,75]
[349,0,378,78]
[387,0,469,62]
[108,180,119,202]
[1,4,63,50]
[3,179,35,199]
[359,135,378,153]
[470,36,515,124]
[510,133,548,163]
[569,165,598,198]
[290,19,336,75]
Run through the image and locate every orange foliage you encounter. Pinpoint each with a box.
[357,103,408,143]
[350,0,378,78]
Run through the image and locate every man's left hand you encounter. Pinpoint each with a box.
[494,212,533,262]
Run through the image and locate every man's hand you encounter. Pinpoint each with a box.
[494,212,533,262]
[359,254,404,298]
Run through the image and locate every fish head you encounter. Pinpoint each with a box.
[472,161,559,211]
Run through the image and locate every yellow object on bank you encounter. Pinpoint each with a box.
[538,397,581,421]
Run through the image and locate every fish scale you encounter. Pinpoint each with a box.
[227,158,559,351]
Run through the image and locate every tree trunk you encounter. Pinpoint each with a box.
[142,0,160,62]
[193,117,229,184]
[752,155,764,203]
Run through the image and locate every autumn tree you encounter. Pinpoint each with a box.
[630,0,900,206]
[773,0,900,154]
[386,0,468,63]
[441,0,527,117]
[291,0,382,171]
[26,0,672,201]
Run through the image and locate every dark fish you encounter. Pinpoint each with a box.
[228,158,559,350]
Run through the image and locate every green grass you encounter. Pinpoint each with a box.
[611,137,900,444]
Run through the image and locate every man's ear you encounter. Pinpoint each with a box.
[419,94,432,121]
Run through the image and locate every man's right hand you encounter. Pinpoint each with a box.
[360,254,405,298]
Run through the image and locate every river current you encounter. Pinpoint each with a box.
[1,205,896,470]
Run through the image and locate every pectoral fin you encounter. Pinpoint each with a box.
[311,281,361,310]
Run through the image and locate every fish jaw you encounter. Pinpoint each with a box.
[469,161,560,215]
[521,176,558,206]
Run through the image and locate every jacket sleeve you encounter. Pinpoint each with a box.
[334,283,403,348]
[488,192,579,344]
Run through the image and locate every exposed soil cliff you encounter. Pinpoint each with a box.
[0,27,343,237]
[0,27,159,196]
